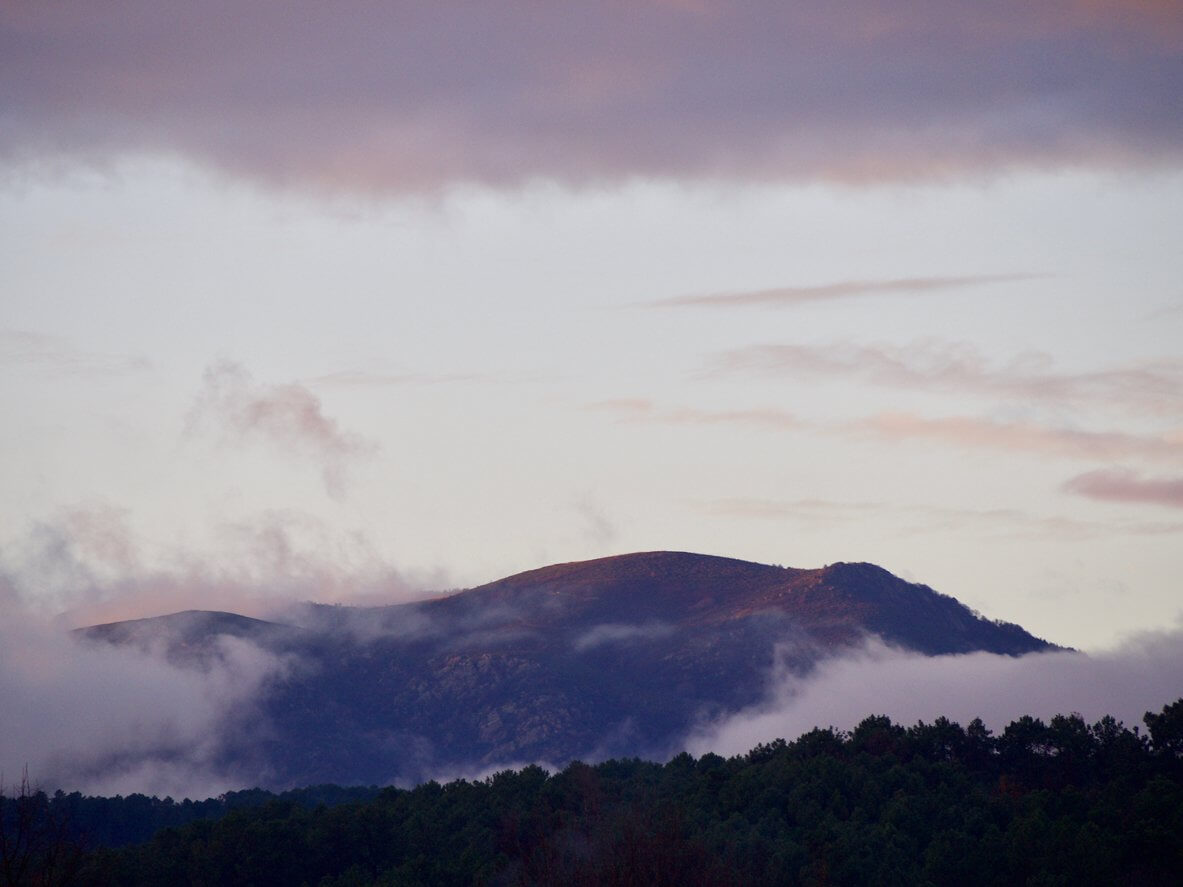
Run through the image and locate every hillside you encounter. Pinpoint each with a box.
[77,552,1060,787]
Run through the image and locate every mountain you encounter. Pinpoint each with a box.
[80,609,303,664]
[76,551,1060,788]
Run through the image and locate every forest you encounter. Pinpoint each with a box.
[3,700,1181,886]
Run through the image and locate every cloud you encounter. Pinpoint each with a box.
[1144,300,1183,321]
[855,412,1183,464]
[572,495,618,548]
[2,1,1180,193]
[586,394,1182,469]
[186,361,376,499]
[1063,467,1183,509]
[699,496,1183,540]
[651,273,1039,308]
[0,504,448,797]
[711,341,1183,417]
[586,398,804,431]
[0,329,150,377]
[686,628,1183,757]
[281,592,550,649]
[573,621,675,652]
[0,608,290,799]
[1,505,432,627]
[308,370,480,388]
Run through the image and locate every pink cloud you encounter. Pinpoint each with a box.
[713,341,1183,417]
[857,412,1183,464]
[1063,468,1183,509]
[586,394,1182,467]
[187,361,376,498]
[1,1,1180,192]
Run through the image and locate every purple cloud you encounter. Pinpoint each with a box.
[2,1,1180,193]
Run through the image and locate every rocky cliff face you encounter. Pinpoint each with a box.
[78,551,1060,787]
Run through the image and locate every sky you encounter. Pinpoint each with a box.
[2,0,1183,659]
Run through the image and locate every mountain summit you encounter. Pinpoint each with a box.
[79,551,1059,788]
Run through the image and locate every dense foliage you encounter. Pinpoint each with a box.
[33,786,383,850]
[5,700,1182,886]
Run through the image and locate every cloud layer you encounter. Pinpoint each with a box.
[0,610,289,799]
[687,629,1183,757]
[2,1,1180,192]
[0,506,436,798]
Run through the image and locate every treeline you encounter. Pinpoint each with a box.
[5,700,1182,886]
[22,785,383,850]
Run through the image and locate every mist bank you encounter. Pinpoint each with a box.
[0,612,291,799]
[687,628,1183,758]
[3,549,1179,799]
[5,615,1180,800]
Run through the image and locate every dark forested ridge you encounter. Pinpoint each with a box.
[6,700,1181,886]
[75,552,1061,788]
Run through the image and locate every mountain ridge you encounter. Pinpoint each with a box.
[75,551,1062,787]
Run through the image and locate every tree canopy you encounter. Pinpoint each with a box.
[5,700,1182,886]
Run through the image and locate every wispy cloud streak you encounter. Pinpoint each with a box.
[573,621,675,652]
[308,370,480,388]
[712,342,1183,417]
[587,395,1182,469]
[856,412,1183,464]
[0,329,149,377]
[652,274,1039,308]
[699,497,1183,540]
[586,398,803,431]
[1064,468,1183,509]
